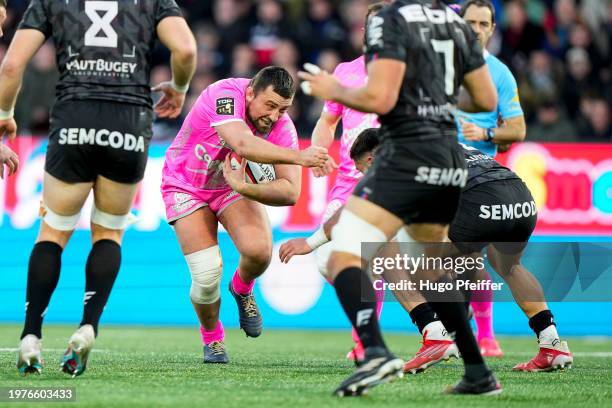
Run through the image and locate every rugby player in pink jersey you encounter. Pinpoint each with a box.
[161,67,329,363]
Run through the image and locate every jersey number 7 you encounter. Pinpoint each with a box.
[430,39,455,96]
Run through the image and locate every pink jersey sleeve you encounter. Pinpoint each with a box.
[322,64,346,117]
[267,113,299,150]
[191,79,247,129]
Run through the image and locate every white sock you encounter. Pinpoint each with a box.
[423,321,453,341]
[538,325,560,346]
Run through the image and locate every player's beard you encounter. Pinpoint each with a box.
[249,113,273,134]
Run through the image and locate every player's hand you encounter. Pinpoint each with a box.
[297,67,342,101]
[460,119,486,141]
[152,81,186,119]
[312,156,338,177]
[222,155,247,193]
[279,238,313,263]
[0,118,17,141]
[298,146,332,169]
[0,143,19,179]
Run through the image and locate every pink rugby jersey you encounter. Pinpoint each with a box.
[323,55,380,179]
[163,78,299,190]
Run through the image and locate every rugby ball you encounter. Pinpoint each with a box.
[229,152,276,184]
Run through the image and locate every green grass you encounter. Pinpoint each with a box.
[0,325,611,408]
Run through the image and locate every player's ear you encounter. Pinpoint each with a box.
[246,86,255,103]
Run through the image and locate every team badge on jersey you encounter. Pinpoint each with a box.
[216,98,235,115]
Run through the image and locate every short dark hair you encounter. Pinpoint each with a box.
[249,66,295,99]
[350,128,380,160]
[461,0,496,25]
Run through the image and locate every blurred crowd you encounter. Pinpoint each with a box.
[0,0,611,142]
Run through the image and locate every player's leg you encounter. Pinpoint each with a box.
[218,198,272,338]
[327,196,405,396]
[60,176,140,376]
[172,205,228,363]
[317,194,385,363]
[404,222,499,395]
[390,229,458,373]
[18,172,93,375]
[470,266,503,357]
[487,245,573,371]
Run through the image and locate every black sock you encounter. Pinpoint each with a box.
[334,267,386,350]
[21,242,63,339]
[80,240,121,336]
[529,310,555,337]
[409,302,439,334]
[423,276,488,380]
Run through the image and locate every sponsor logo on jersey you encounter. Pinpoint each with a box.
[415,167,467,187]
[65,59,138,78]
[417,103,454,118]
[58,128,146,152]
[479,201,538,220]
[216,98,235,115]
[399,4,464,25]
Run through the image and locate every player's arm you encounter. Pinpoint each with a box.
[458,65,498,113]
[222,156,301,206]
[153,16,197,118]
[311,111,340,177]
[0,29,46,140]
[279,206,344,263]
[299,59,405,116]
[216,121,328,167]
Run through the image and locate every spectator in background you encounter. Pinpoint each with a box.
[528,99,578,142]
[545,0,579,58]
[249,0,290,67]
[519,50,560,119]
[193,24,223,75]
[338,0,370,58]
[501,0,545,70]
[578,98,612,141]
[296,0,346,63]
[213,0,252,73]
[560,47,600,119]
[568,22,606,81]
[231,43,258,78]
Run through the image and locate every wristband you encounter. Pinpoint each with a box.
[170,80,189,93]
[305,227,330,250]
[0,108,14,120]
[485,128,495,142]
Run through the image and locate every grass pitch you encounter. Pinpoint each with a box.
[0,325,611,407]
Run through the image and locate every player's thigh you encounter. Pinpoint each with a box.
[43,172,93,215]
[218,199,272,264]
[343,196,404,239]
[93,175,140,215]
[39,172,93,246]
[173,207,219,255]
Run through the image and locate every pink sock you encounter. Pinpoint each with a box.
[200,321,225,345]
[231,269,254,295]
[471,272,494,341]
